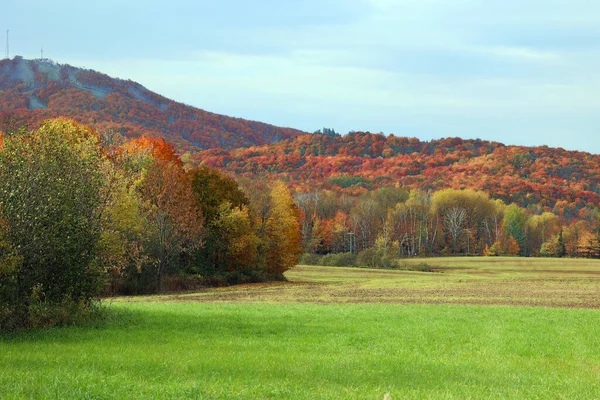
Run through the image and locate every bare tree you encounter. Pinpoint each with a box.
[444,207,467,253]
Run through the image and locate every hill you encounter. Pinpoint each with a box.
[193,131,600,212]
[0,56,305,150]
[1,57,597,214]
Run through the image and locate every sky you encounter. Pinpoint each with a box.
[3,0,600,154]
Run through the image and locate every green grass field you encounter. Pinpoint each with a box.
[2,257,600,399]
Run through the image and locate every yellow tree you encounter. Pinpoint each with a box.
[263,181,303,275]
[211,203,258,273]
[527,212,559,256]
[96,162,149,293]
[432,189,498,255]
[244,179,302,276]
[577,229,600,258]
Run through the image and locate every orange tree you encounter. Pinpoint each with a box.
[122,138,204,293]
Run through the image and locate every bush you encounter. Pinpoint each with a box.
[299,253,323,266]
[162,275,205,293]
[0,230,23,330]
[1,282,105,331]
[398,261,433,272]
[357,248,378,268]
[326,252,357,267]
[222,268,270,285]
[331,253,356,267]
[357,248,397,269]
[26,295,105,330]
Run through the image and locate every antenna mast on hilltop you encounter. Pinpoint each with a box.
[5,30,8,59]
[41,46,43,60]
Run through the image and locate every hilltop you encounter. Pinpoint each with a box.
[0,56,305,150]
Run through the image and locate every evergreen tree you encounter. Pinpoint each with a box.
[557,228,566,258]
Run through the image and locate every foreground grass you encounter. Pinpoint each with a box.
[2,302,600,399]
[3,258,600,399]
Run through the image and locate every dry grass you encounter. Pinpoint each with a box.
[115,257,600,309]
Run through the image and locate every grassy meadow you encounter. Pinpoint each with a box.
[2,257,600,399]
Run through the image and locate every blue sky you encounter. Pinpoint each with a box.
[3,0,600,153]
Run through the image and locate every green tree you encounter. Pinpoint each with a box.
[557,228,566,258]
[0,119,106,328]
[502,204,528,256]
[189,166,249,225]
[189,167,250,277]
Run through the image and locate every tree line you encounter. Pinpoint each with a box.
[0,118,302,331]
[295,187,600,267]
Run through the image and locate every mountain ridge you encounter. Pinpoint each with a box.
[0,56,306,150]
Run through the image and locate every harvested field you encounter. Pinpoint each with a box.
[117,257,600,308]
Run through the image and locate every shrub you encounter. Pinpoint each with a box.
[398,261,433,272]
[320,252,356,267]
[357,248,397,269]
[357,248,379,268]
[26,294,105,330]
[299,253,322,266]
[223,268,270,285]
[326,252,357,267]
[0,228,23,330]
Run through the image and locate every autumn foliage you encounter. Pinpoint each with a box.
[1,57,600,331]
[293,185,599,265]
[195,132,600,215]
[0,119,303,330]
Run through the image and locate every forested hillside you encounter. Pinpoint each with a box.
[194,131,600,212]
[0,57,305,150]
